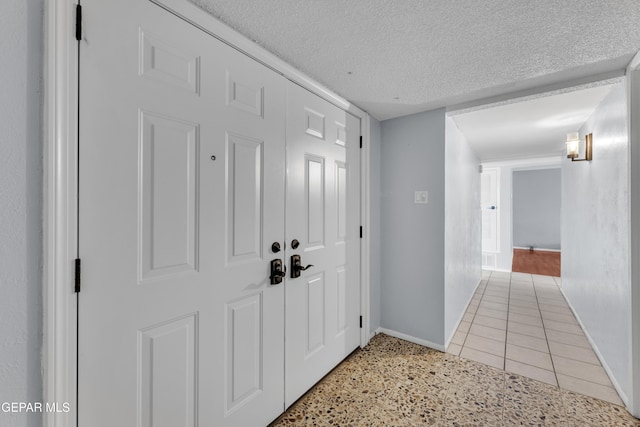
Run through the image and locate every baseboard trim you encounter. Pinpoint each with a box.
[513,246,561,253]
[376,327,445,352]
[559,288,629,407]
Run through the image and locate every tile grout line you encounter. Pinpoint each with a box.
[459,271,491,354]
[531,275,560,387]
[502,272,512,371]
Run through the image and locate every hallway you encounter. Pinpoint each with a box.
[448,270,621,405]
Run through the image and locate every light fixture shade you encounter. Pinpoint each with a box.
[566,132,580,159]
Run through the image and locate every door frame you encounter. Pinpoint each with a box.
[43,1,371,426]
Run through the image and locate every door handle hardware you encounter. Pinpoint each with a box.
[291,254,314,278]
[270,259,286,285]
[291,239,300,249]
[271,242,281,253]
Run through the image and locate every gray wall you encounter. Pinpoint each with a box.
[369,118,382,335]
[444,116,482,342]
[562,82,631,402]
[380,109,446,345]
[512,168,561,250]
[0,0,44,426]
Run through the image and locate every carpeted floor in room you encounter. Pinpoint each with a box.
[270,333,639,426]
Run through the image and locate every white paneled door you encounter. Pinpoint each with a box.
[285,84,361,406]
[78,0,360,426]
[79,0,286,425]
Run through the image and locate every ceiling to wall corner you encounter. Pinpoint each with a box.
[188,0,640,120]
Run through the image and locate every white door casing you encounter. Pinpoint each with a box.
[79,0,286,425]
[284,83,361,406]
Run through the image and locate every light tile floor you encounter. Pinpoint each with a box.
[447,270,623,406]
[271,334,639,426]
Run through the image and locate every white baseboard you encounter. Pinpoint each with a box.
[559,288,629,407]
[513,246,561,253]
[376,327,445,352]
[483,267,512,272]
[444,278,483,349]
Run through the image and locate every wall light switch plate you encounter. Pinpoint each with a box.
[414,191,428,204]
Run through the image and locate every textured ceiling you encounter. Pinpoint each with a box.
[451,83,616,162]
[188,0,640,120]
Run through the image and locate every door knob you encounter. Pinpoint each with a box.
[290,254,314,278]
[270,259,286,285]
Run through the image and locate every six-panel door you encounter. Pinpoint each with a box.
[79,0,361,425]
[80,0,285,425]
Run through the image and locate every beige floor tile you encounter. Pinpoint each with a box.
[476,306,508,320]
[541,310,578,324]
[446,343,462,356]
[537,298,568,308]
[543,319,584,335]
[482,294,509,305]
[508,312,543,327]
[469,323,506,342]
[464,333,506,357]
[507,321,546,339]
[538,303,573,315]
[557,374,623,406]
[483,290,509,299]
[457,320,471,334]
[509,305,541,318]
[552,355,612,386]
[506,332,548,353]
[460,347,504,370]
[465,305,478,315]
[462,312,475,322]
[451,330,467,346]
[506,344,553,371]
[473,314,507,330]
[504,359,557,387]
[480,301,508,312]
[508,298,538,309]
[545,329,591,349]
[548,340,600,365]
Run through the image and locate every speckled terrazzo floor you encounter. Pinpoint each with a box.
[270,333,639,426]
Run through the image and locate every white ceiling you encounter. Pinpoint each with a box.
[450,83,616,162]
[188,0,640,120]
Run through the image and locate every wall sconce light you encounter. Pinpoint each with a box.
[566,132,593,161]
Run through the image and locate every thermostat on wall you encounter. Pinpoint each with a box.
[414,191,428,204]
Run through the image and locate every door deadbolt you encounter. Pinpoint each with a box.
[270,259,286,285]
[291,254,314,278]
[271,242,281,253]
[291,239,300,250]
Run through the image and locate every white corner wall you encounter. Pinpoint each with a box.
[561,82,631,402]
[0,0,44,426]
[444,116,482,342]
[369,117,382,335]
[380,109,446,345]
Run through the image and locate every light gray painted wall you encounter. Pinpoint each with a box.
[444,117,482,342]
[380,109,446,345]
[0,0,43,426]
[369,117,382,335]
[512,168,561,250]
[562,82,631,401]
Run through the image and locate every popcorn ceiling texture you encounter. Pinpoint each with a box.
[188,0,640,120]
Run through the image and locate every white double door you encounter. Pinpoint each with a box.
[78,0,360,426]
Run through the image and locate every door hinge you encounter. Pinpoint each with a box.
[359,136,363,148]
[360,226,363,239]
[74,258,81,293]
[359,316,363,328]
[75,4,82,41]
